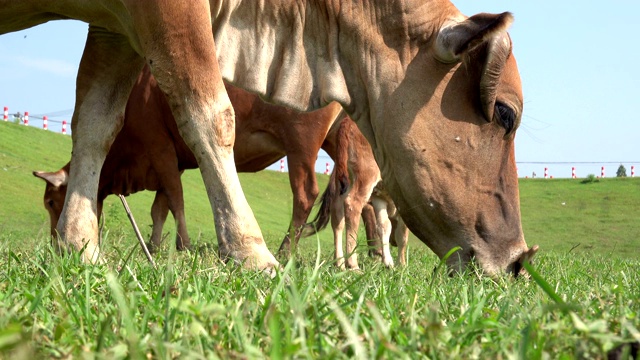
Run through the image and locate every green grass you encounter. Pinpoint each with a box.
[1,122,640,358]
[1,243,638,359]
[520,178,640,259]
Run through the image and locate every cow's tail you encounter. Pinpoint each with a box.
[302,117,352,237]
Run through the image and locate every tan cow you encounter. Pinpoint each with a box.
[2,0,537,276]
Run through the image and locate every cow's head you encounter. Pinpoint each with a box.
[33,164,69,241]
[374,11,538,277]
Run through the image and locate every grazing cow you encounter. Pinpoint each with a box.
[306,118,409,269]
[34,66,346,253]
[3,0,538,276]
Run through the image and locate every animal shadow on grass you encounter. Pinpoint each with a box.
[607,341,639,360]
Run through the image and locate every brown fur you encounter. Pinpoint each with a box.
[34,66,345,254]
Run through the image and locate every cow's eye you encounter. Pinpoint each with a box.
[47,200,54,208]
[495,101,516,134]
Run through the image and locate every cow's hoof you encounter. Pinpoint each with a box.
[220,238,279,275]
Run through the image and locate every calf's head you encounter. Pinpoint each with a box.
[33,165,69,240]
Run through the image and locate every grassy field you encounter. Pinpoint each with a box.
[1,122,639,358]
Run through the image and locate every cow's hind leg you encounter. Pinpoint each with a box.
[57,28,144,263]
[128,1,278,271]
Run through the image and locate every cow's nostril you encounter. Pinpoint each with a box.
[512,261,523,278]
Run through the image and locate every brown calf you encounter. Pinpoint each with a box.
[306,118,409,269]
[34,66,345,253]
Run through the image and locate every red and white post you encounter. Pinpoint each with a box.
[62,120,67,134]
[571,167,576,179]
[43,115,48,130]
[631,165,635,177]
[544,167,548,179]
[601,166,605,178]
[23,111,29,126]
[324,162,331,175]
[279,159,285,172]
[3,106,7,121]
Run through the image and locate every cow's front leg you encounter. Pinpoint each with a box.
[57,28,144,263]
[129,1,278,271]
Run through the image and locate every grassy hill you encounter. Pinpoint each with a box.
[1,121,639,259]
[520,178,640,258]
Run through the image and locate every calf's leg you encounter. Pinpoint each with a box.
[393,216,409,266]
[149,190,170,253]
[278,155,319,256]
[361,203,383,258]
[370,197,395,268]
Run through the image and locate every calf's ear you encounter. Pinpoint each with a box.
[434,12,513,63]
[33,169,69,188]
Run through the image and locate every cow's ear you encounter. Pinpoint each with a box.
[434,12,513,63]
[33,169,68,187]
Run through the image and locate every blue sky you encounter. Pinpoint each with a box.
[1,1,638,178]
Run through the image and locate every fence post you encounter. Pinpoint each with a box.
[24,111,29,126]
[43,115,48,130]
[62,120,67,134]
[544,167,548,179]
[632,166,635,177]
[324,162,331,175]
[3,107,7,121]
[280,159,285,172]
[571,167,576,178]
[601,166,605,178]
